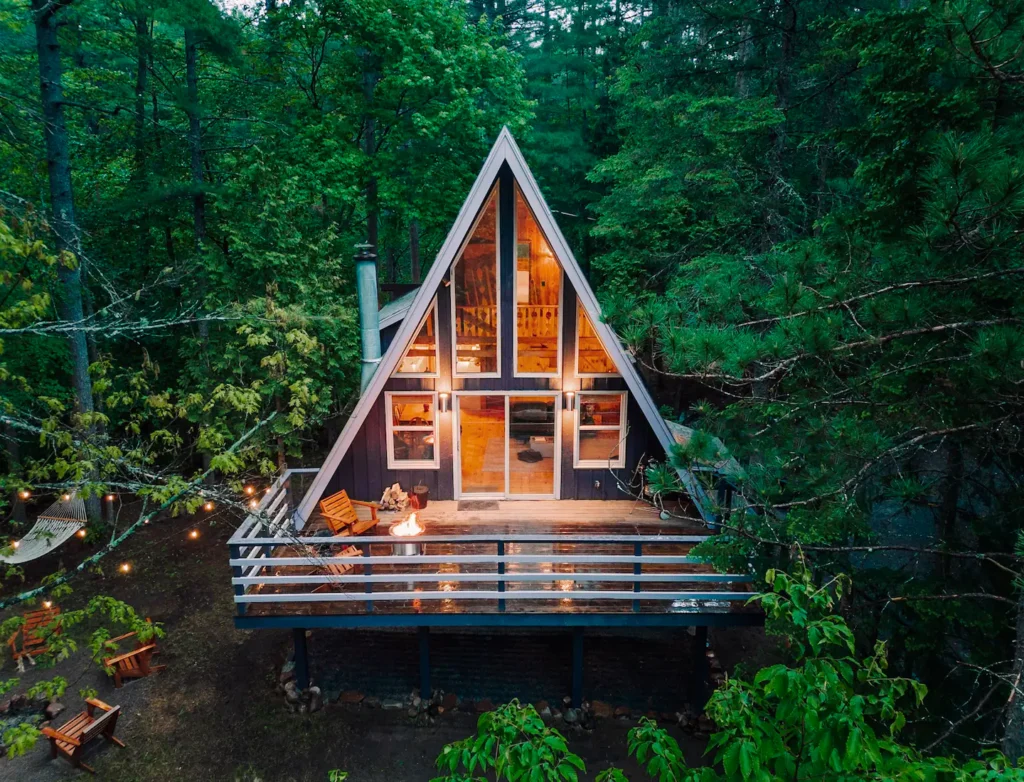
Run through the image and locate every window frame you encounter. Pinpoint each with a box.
[385,391,440,470]
[574,304,619,378]
[574,391,628,469]
[394,299,440,378]
[451,183,501,379]
[512,183,563,379]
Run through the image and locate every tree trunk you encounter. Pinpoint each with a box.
[4,423,26,524]
[32,0,101,522]
[1004,596,1024,759]
[185,28,213,478]
[410,219,420,283]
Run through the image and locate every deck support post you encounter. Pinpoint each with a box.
[571,628,584,708]
[419,626,431,699]
[691,626,709,707]
[293,628,310,690]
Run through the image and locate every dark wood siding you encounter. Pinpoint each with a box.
[324,169,663,504]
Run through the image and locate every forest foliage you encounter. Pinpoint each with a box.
[1,0,1024,770]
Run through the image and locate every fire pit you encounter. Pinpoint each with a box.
[389,513,425,556]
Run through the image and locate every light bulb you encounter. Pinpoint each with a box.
[17,490,29,500]
[189,529,199,540]
[105,494,115,501]
[244,485,255,495]
[203,501,214,512]
[42,600,52,609]
[119,562,131,573]
[76,529,87,538]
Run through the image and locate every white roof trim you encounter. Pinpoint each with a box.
[296,128,712,524]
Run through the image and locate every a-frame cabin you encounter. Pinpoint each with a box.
[226,131,759,705]
[295,128,710,519]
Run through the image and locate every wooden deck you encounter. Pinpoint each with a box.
[229,493,758,626]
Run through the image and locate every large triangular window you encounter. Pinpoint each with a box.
[452,186,499,376]
[395,301,438,376]
[575,304,618,376]
[514,183,561,376]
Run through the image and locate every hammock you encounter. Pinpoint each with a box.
[1,493,86,564]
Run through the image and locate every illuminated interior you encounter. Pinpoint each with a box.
[453,187,499,374]
[515,184,561,375]
[396,304,438,375]
[576,305,617,375]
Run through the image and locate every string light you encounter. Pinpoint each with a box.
[17,490,30,500]
[10,540,20,549]
[105,494,115,502]
[244,485,255,495]
[61,494,71,502]
[76,529,87,538]
[248,498,258,509]
[42,600,52,609]
[119,562,131,574]
[203,501,214,512]
[189,529,199,540]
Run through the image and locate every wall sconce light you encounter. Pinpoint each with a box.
[439,392,450,413]
[564,391,576,412]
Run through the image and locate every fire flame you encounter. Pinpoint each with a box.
[391,513,424,537]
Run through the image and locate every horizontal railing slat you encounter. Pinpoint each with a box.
[229,554,704,567]
[232,572,752,586]
[235,533,711,545]
[236,590,751,604]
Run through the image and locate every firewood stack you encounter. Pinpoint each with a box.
[378,483,409,512]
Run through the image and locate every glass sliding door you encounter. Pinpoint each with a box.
[508,396,557,498]
[456,395,506,496]
[456,393,559,499]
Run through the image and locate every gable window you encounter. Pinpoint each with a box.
[514,184,561,376]
[386,392,439,469]
[574,391,627,469]
[395,301,439,376]
[453,186,499,376]
[575,304,618,376]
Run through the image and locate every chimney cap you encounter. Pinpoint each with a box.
[354,242,376,262]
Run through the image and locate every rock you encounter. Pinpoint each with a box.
[408,707,420,718]
[412,696,422,711]
[283,681,302,705]
[364,696,382,709]
[279,667,296,685]
[382,699,404,710]
[562,695,572,707]
[339,690,364,705]
[308,686,324,714]
[0,700,10,715]
[441,693,458,712]
[563,708,579,724]
[10,695,27,710]
[44,702,65,720]
[696,714,714,735]
[475,698,494,713]
[552,709,562,720]
[613,706,631,719]
[590,701,613,719]
[535,700,552,719]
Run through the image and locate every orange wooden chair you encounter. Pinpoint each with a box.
[103,622,165,688]
[7,605,61,664]
[318,489,380,536]
[311,544,364,593]
[41,698,124,774]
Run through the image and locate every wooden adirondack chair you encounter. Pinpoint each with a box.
[7,605,61,663]
[41,698,124,774]
[318,489,380,536]
[103,625,165,688]
[311,544,364,593]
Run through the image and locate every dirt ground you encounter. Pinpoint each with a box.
[0,509,762,781]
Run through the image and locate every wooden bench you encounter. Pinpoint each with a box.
[312,545,364,593]
[319,490,380,536]
[7,605,61,663]
[41,698,124,774]
[103,624,165,688]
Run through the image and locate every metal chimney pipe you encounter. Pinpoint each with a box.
[354,243,381,392]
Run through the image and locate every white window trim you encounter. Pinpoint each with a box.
[575,304,620,378]
[513,184,562,378]
[574,391,628,469]
[385,391,440,470]
[451,183,501,379]
[393,299,440,378]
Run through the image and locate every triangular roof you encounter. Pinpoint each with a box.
[295,128,712,524]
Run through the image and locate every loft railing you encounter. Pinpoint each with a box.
[226,528,754,616]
